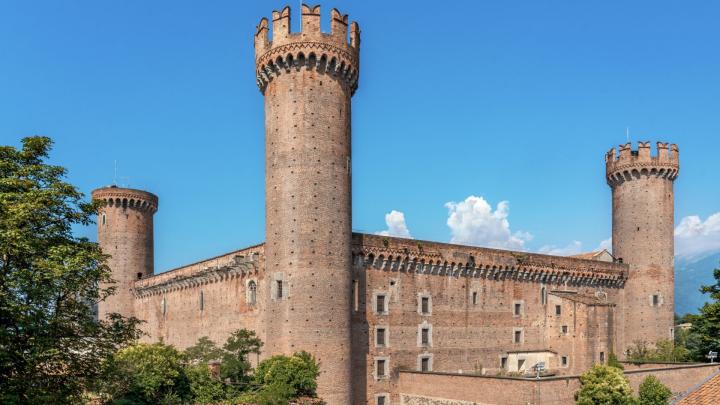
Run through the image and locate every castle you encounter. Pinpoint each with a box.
[91,5,681,405]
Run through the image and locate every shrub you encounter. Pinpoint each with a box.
[186,364,226,404]
[638,375,671,405]
[608,352,624,370]
[99,342,190,404]
[253,351,321,399]
[576,364,636,405]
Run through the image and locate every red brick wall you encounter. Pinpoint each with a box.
[398,364,719,405]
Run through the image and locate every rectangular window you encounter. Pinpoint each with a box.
[421,296,430,314]
[376,395,386,405]
[472,291,478,305]
[555,305,562,315]
[421,328,429,346]
[562,325,568,334]
[514,330,522,343]
[376,328,386,347]
[514,303,522,316]
[376,359,386,378]
[421,357,430,372]
[199,291,204,311]
[376,294,386,314]
[652,294,659,306]
[600,351,605,362]
[276,280,283,299]
[353,280,359,311]
[501,356,508,369]
[561,356,568,367]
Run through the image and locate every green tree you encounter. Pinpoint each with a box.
[185,364,226,404]
[98,342,190,404]
[0,137,141,404]
[184,336,224,364]
[576,364,636,405]
[687,266,720,360]
[253,351,321,400]
[638,375,671,405]
[220,329,263,386]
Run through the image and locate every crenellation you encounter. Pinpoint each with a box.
[94,7,683,404]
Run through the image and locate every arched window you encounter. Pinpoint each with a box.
[248,281,257,305]
[101,213,106,225]
[541,286,547,305]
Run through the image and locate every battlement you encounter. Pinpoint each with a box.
[92,186,158,213]
[254,4,360,95]
[605,141,679,187]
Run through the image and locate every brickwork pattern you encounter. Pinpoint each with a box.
[606,142,679,353]
[92,186,157,319]
[255,5,360,404]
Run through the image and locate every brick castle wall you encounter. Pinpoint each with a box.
[92,186,157,319]
[607,142,679,353]
[255,5,360,404]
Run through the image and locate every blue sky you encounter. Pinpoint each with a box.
[1,0,719,272]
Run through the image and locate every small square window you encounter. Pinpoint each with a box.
[421,328,430,346]
[555,305,562,315]
[421,357,430,372]
[652,294,659,306]
[561,356,568,367]
[514,330,522,343]
[561,325,568,334]
[514,303,522,316]
[501,356,508,369]
[376,328,386,347]
[376,359,386,378]
[600,351,605,362]
[376,294,386,314]
[276,280,283,299]
[376,395,387,405]
[421,296,430,314]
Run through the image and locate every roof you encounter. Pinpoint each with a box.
[673,369,720,404]
[569,249,614,262]
[549,290,615,306]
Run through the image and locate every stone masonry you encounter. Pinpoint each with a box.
[93,5,681,405]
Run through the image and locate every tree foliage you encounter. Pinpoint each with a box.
[0,137,141,404]
[576,364,636,405]
[253,351,321,400]
[98,342,190,404]
[686,266,720,360]
[626,339,689,363]
[638,375,671,405]
[220,328,263,386]
[183,336,224,365]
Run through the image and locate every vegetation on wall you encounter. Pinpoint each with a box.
[575,366,672,405]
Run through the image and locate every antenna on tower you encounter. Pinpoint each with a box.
[626,127,630,143]
[113,160,118,185]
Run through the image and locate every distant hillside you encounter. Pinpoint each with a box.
[675,252,719,315]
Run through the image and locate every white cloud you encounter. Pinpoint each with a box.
[675,212,720,261]
[376,210,412,239]
[598,237,612,252]
[445,196,532,250]
[539,241,583,256]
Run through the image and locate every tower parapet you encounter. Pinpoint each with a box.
[605,142,679,187]
[254,4,360,95]
[605,141,678,356]
[92,186,158,320]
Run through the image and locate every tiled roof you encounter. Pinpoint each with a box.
[674,369,720,404]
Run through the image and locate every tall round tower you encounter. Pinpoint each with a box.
[92,186,158,320]
[254,5,359,404]
[606,141,679,354]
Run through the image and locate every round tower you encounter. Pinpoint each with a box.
[254,5,359,404]
[91,186,158,320]
[606,141,679,354]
